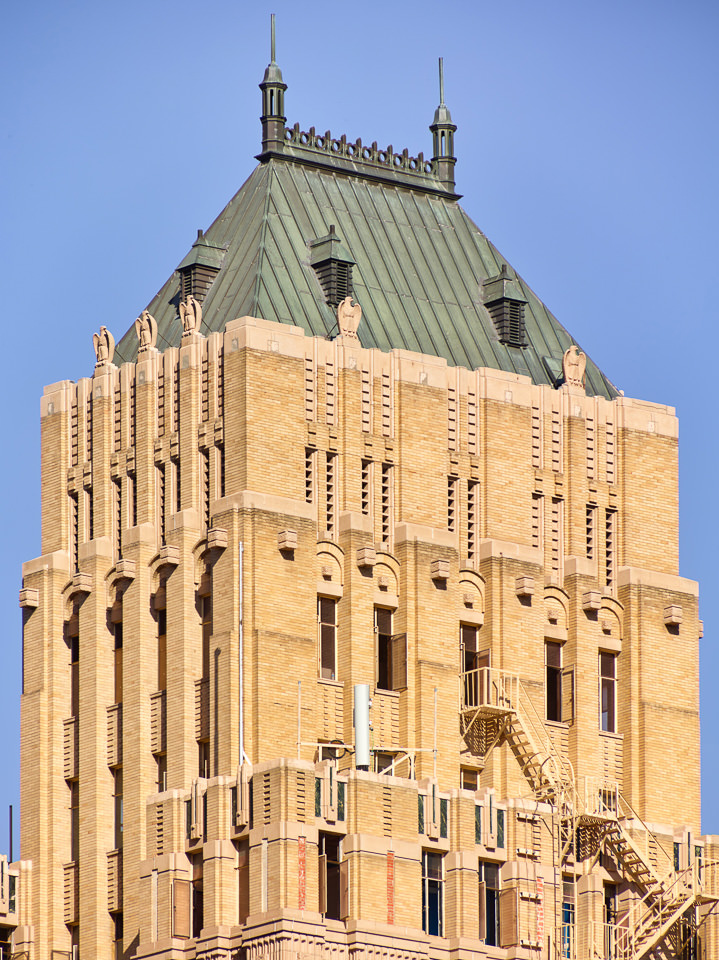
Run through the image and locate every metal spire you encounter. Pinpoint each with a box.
[439,57,445,107]
[271,13,276,64]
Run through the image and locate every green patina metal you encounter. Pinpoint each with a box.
[115,48,617,399]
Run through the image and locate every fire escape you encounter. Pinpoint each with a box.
[459,667,717,960]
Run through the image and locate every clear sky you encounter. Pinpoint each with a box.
[2,0,718,851]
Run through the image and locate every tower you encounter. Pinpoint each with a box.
[15,27,713,960]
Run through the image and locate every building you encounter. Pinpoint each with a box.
[15,25,719,960]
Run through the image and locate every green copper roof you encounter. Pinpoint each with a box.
[115,148,618,399]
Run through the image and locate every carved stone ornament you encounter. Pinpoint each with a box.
[337,296,361,340]
[134,310,158,352]
[180,296,202,337]
[93,326,115,367]
[562,345,586,388]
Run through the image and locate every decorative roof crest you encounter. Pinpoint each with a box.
[134,310,158,353]
[180,297,202,337]
[93,325,115,368]
[562,345,586,390]
[337,297,362,341]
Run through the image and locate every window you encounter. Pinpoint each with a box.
[461,625,487,708]
[375,608,407,692]
[113,769,123,850]
[562,879,575,959]
[69,630,79,718]
[375,752,394,774]
[156,754,167,792]
[318,598,337,681]
[69,781,79,862]
[461,768,478,791]
[479,861,499,945]
[113,914,123,960]
[200,594,212,680]
[319,833,343,920]
[546,641,562,722]
[157,607,167,691]
[600,652,617,732]
[422,851,444,936]
[113,621,123,705]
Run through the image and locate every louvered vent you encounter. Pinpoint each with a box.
[482,264,528,349]
[309,225,355,309]
[179,263,220,303]
[486,298,526,348]
[313,259,353,307]
[176,228,226,305]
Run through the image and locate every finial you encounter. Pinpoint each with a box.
[271,13,276,64]
[430,56,457,193]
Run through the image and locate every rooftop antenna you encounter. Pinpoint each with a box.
[439,57,445,107]
[270,12,276,64]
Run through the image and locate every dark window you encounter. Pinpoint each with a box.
[375,752,394,774]
[70,781,79,862]
[156,754,167,792]
[113,914,123,960]
[562,879,575,959]
[114,622,123,705]
[70,631,79,718]
[319,598,337,680]
[479,861,500,945]
[200,595,212,680]
[546,641,562,722]
[422,851,444,936]
[461,768,478,791]
[319,833,342,920]
[600,653,617,732]
[461,625,481,707]
[113,769,123,850]
[376,609,406,691]
[157,607,167,691]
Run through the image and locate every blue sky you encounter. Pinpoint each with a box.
[2,0,718,849]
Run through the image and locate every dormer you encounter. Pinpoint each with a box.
[177,229,225,304]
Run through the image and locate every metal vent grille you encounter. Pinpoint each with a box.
[179,263,220,304]
[486,299,527,347]
[312,258,353,307]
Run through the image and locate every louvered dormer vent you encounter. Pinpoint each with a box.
[309,226,354,308]
[482,264,528,348]
[177,229,226,304]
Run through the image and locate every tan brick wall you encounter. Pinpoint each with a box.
[20,315,702,959]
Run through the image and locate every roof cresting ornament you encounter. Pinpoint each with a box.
[562,344,586,390]
[134,310,158,353]
[93,325,115,368]
[337,297,362,341]
[180,296,202,338]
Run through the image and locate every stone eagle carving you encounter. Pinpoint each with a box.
[337,296,362,340]
[180,296,202,336]
[93,326,115,366]
[134,310,158,352]
[562,345,586,388]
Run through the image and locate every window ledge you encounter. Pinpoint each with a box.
[317,677,343,688]
[373,687,400,698]
[545,719,569,730]
[599,729,623,741]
